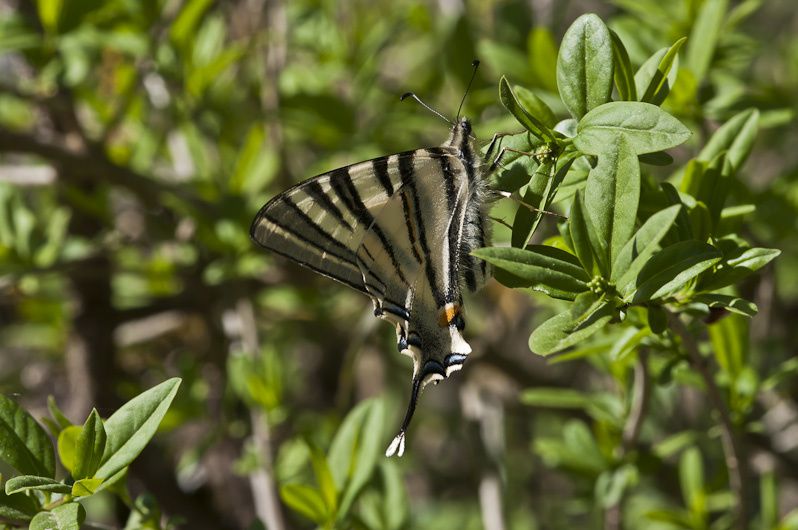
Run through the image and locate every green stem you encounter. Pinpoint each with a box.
[668,312,749,530]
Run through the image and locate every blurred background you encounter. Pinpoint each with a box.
[1,0,797,528]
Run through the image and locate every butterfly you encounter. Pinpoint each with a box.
[250,64,502,457]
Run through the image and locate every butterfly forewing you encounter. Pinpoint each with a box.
[250,154,408,295]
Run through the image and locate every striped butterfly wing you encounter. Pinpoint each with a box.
[250,149,423,299]
[251,122,483,457]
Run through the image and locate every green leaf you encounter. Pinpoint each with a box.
[473,245,590,300]
[36,0,63,34]
[512,161,553,248]
[170,0,214,47]
[634,38,686,105]
[596,464,637,508]
[529,293,615,355]
[514,85,556,128]
[380,462,408,530]
[760,472,777,530]
[685,0,729,82]
[487,132,542,192]
[521,388,590,409]
[478,39,533,86]
[698,108,760,171]
[568,191,594,274]
[708,313,748,380]
[327,398,385,518]
[556,14,613,119]
[308,445,337,517]
[647,306,668,334]
[699,247,780,291]
[281,484,328,524]
[0,487,38,523]
[47,396,73,432]
[29,502,86,530]
[57,425,82,476]
[0,394,55,478]
[584,135,640,267]
[639,151,674,166]
[574,102,691,155]
[71,477,104,497]
[682,154,731,235]
[632,242,722,302]
[679,447,706,519]
[528,27,558,92]
[499,76,553,141]
[5,475,71,495]
[73,409,107,480]
[509,152,578,249]
[535,420,608,473]
[609,30,636,101]
[613,205,682,294]
[95,378,181,480]
[123,494,162,530]
[661,182,694,240]
[608,327,650,361]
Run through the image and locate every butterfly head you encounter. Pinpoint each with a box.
[447,117,477,154]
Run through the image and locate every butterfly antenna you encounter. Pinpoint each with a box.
[456,59,480,121]
[400,92,454,126]
[385,376,423,457]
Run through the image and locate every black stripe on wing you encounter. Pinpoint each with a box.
[304,180,353,231]
[399,152,446,307]
[373,156,394,196]
[329,167,410,286]
[430,148,464,303]
[260,211,357,268]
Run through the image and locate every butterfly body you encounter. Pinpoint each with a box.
[251,118,492,456]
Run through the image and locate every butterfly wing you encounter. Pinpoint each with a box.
[251,150,420,296]
[251,146,478,457]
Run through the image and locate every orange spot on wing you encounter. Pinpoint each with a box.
[437,303,461,328]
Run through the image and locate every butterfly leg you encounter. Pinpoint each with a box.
[483,132,518,162]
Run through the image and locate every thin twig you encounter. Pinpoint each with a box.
[622,352,650,452]
[605,352,650,530]
[236,298,286,530]
[0,128,213,215]
[667,312,749,530]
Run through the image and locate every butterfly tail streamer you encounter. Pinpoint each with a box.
[385,375,424,457]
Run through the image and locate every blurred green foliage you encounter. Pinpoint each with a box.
[0,0,797,529]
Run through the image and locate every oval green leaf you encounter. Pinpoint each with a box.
[499,76,553,141]
[556,14,613,119]
[574,102,691,155]
[635,38,686,105]
[473,245,590,299]
[529,293,615,355]
[281,484,328,524]
[613,204,682,292]
[631,241,722,302]
[568,190,594,274]
[584,135,640,267]
[29,502,85,530]
[5,475,70,495]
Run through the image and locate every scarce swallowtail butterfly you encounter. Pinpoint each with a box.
[250,62,498,457]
